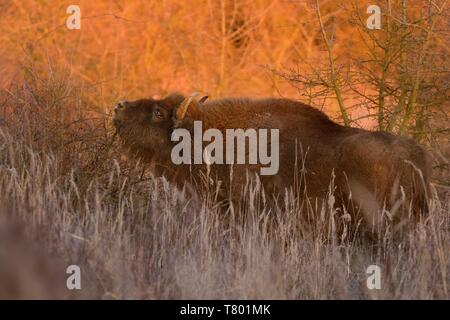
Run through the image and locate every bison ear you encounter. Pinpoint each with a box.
[198,95,208,103]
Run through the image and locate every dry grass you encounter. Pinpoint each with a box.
[0,70,448,299]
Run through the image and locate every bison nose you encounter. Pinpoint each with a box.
[114,101,129,113]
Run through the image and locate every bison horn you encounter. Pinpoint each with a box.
[175,92,201,120]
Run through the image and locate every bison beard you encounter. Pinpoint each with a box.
[113,93,432,238]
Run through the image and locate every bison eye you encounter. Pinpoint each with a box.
[152,108,164,120]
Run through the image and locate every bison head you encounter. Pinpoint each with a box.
[112,92,207,162]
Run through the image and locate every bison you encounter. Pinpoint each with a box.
[113,93,432,235]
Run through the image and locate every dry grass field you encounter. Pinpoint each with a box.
[0,0,448,299]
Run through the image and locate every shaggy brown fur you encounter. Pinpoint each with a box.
[113,93,432,234]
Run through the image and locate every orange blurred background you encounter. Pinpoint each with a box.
[0,1,359,114]
[0,0,447,129]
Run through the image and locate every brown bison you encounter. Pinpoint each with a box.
[113,93,432,233]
